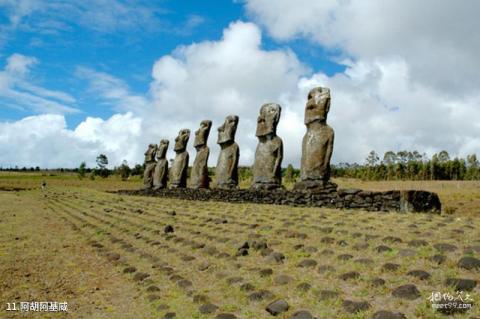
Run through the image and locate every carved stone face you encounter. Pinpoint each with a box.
[174,129,190,152]
[157,139,169,159]
[145,144,156,155]
[305,87,330,125]
[194,120,212,148]
[217,115,239,145]
[256,103,281,137]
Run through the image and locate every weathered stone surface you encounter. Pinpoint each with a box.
[445,278,477,291]
[295,87,335,192]
[458,256,480,270]
[143,143,157,189]
[266,299,289,316]
[391,284,421,300]
[290,310,314,319]
[191,120,212,189]
[372,310,407,319]
[252,103,283,190]
[170,129,190,188]
[215,115,239,189]
[400,190,441,213]
[153,139,169,190]
[342,300,371,313]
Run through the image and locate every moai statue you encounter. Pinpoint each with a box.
[215,115,239,189]
[294,87,337,192]
[251,103,283,190]
[170,129,190,188]
[143,143,157,189]
[153,139,169,190]
[191,120,212,189]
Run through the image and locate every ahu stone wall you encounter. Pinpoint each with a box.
[116,188,441,214]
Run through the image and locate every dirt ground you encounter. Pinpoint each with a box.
[0,174,479,318]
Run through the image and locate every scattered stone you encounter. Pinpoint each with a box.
[177,279,192,289]
[163,312,176,319]
[266,299,289,316]
[382,263,400,272]
[236,248,249,256]
[274,275,293,285]
[339,271,360,280]
[260,268,273,277]
[430,254,446,264]
[317,265,335,274]
[337,254,353,261]
[304,246,318,253]
[317,290,338,301]
[240,282,255,291]
[407,270,431,280]
[261,248,274,257]
[199,303,219,314]
[248,290,275,302]
[296,282,311,292]
[371,278,385,287]
[445,278,477,291]
[376,245,393,253]
[383,236,402,243]
[215,313,237,319]
[321,237,335,244]
[434,243,457,252]
[372,310,407,319]
[133,272,150,282]
[164,225,174,233]
[354,258,373,265]
[342,300,371,313]
[408,239,428,247]
[392,284,421,300]
[198,262,210,271]
[123,266,136,273]
[458,256,480,270]
[146,285,160,292]
[290,310,314,319]
[266,252,285,264]
[297,259,317,268]
[106,252,121,261]
[157,304,169,311]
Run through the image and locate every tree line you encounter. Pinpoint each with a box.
[333,150,480,181]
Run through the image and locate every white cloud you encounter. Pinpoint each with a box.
[0,113,142,168]
[0,53,78,114]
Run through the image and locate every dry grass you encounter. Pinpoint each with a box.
[0,173,479,318]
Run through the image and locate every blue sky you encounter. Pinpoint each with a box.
[1,0,479,168]
[0,0,344,128]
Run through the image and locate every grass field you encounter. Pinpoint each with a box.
[0,172,479,318]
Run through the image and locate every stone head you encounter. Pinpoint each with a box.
[305,87,331,125]
[194,120,212,148]
[145,143,157,155]
[256,103,281,137]
[174,129,190,152]
[157,139,169,159]
[217,115,239,145]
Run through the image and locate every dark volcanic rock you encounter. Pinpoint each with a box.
[266,252,285,264]
[407,270,431,280]
[215,314,237,319]
[199,303,219,314]
[248,290,274,302]
[434,243,457,252]
[371,278,386,287]
[133,272,150,281]
[164,225,174,233]
[266,299,289,316]
[339,271,360,280]
[458,256,480,270]
[372,310,407,319]
[376,245,393,253]
[274,275,293,285]
[317,265,335,274]
[297,259,317,268]
[342,300,371,313]
[337,254,353,261]
[392,284,421,300]
[382,263,400,272]
[240,283,255,292]
[290,310,314,319]
[123,266,136,273]
[408,239,428,247]
[430,254,446,264]
[445,278,477,291]
[296,282,312,292]
[259,268,273,277]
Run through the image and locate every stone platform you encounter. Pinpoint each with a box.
[115,187,441,214]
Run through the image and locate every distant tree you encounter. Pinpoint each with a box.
[466,154,479,180]
[438,150,450,163]
[78,162,87,179]
[131,164,144,176]
[96,154,109,178]
[35,166,40,171]
[117,160,131,181]
[284,164,295,183]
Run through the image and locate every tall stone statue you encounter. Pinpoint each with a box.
[215,115,239,189]
[191,120,212,189]
[294,87,336,192]
[153,139,169,190]
[170,129,190,188]
[143,143,157,189]
[251,103,283,190]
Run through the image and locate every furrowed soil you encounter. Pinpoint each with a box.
[0,174,479,318]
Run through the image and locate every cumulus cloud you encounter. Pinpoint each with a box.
[0,113,142,168]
